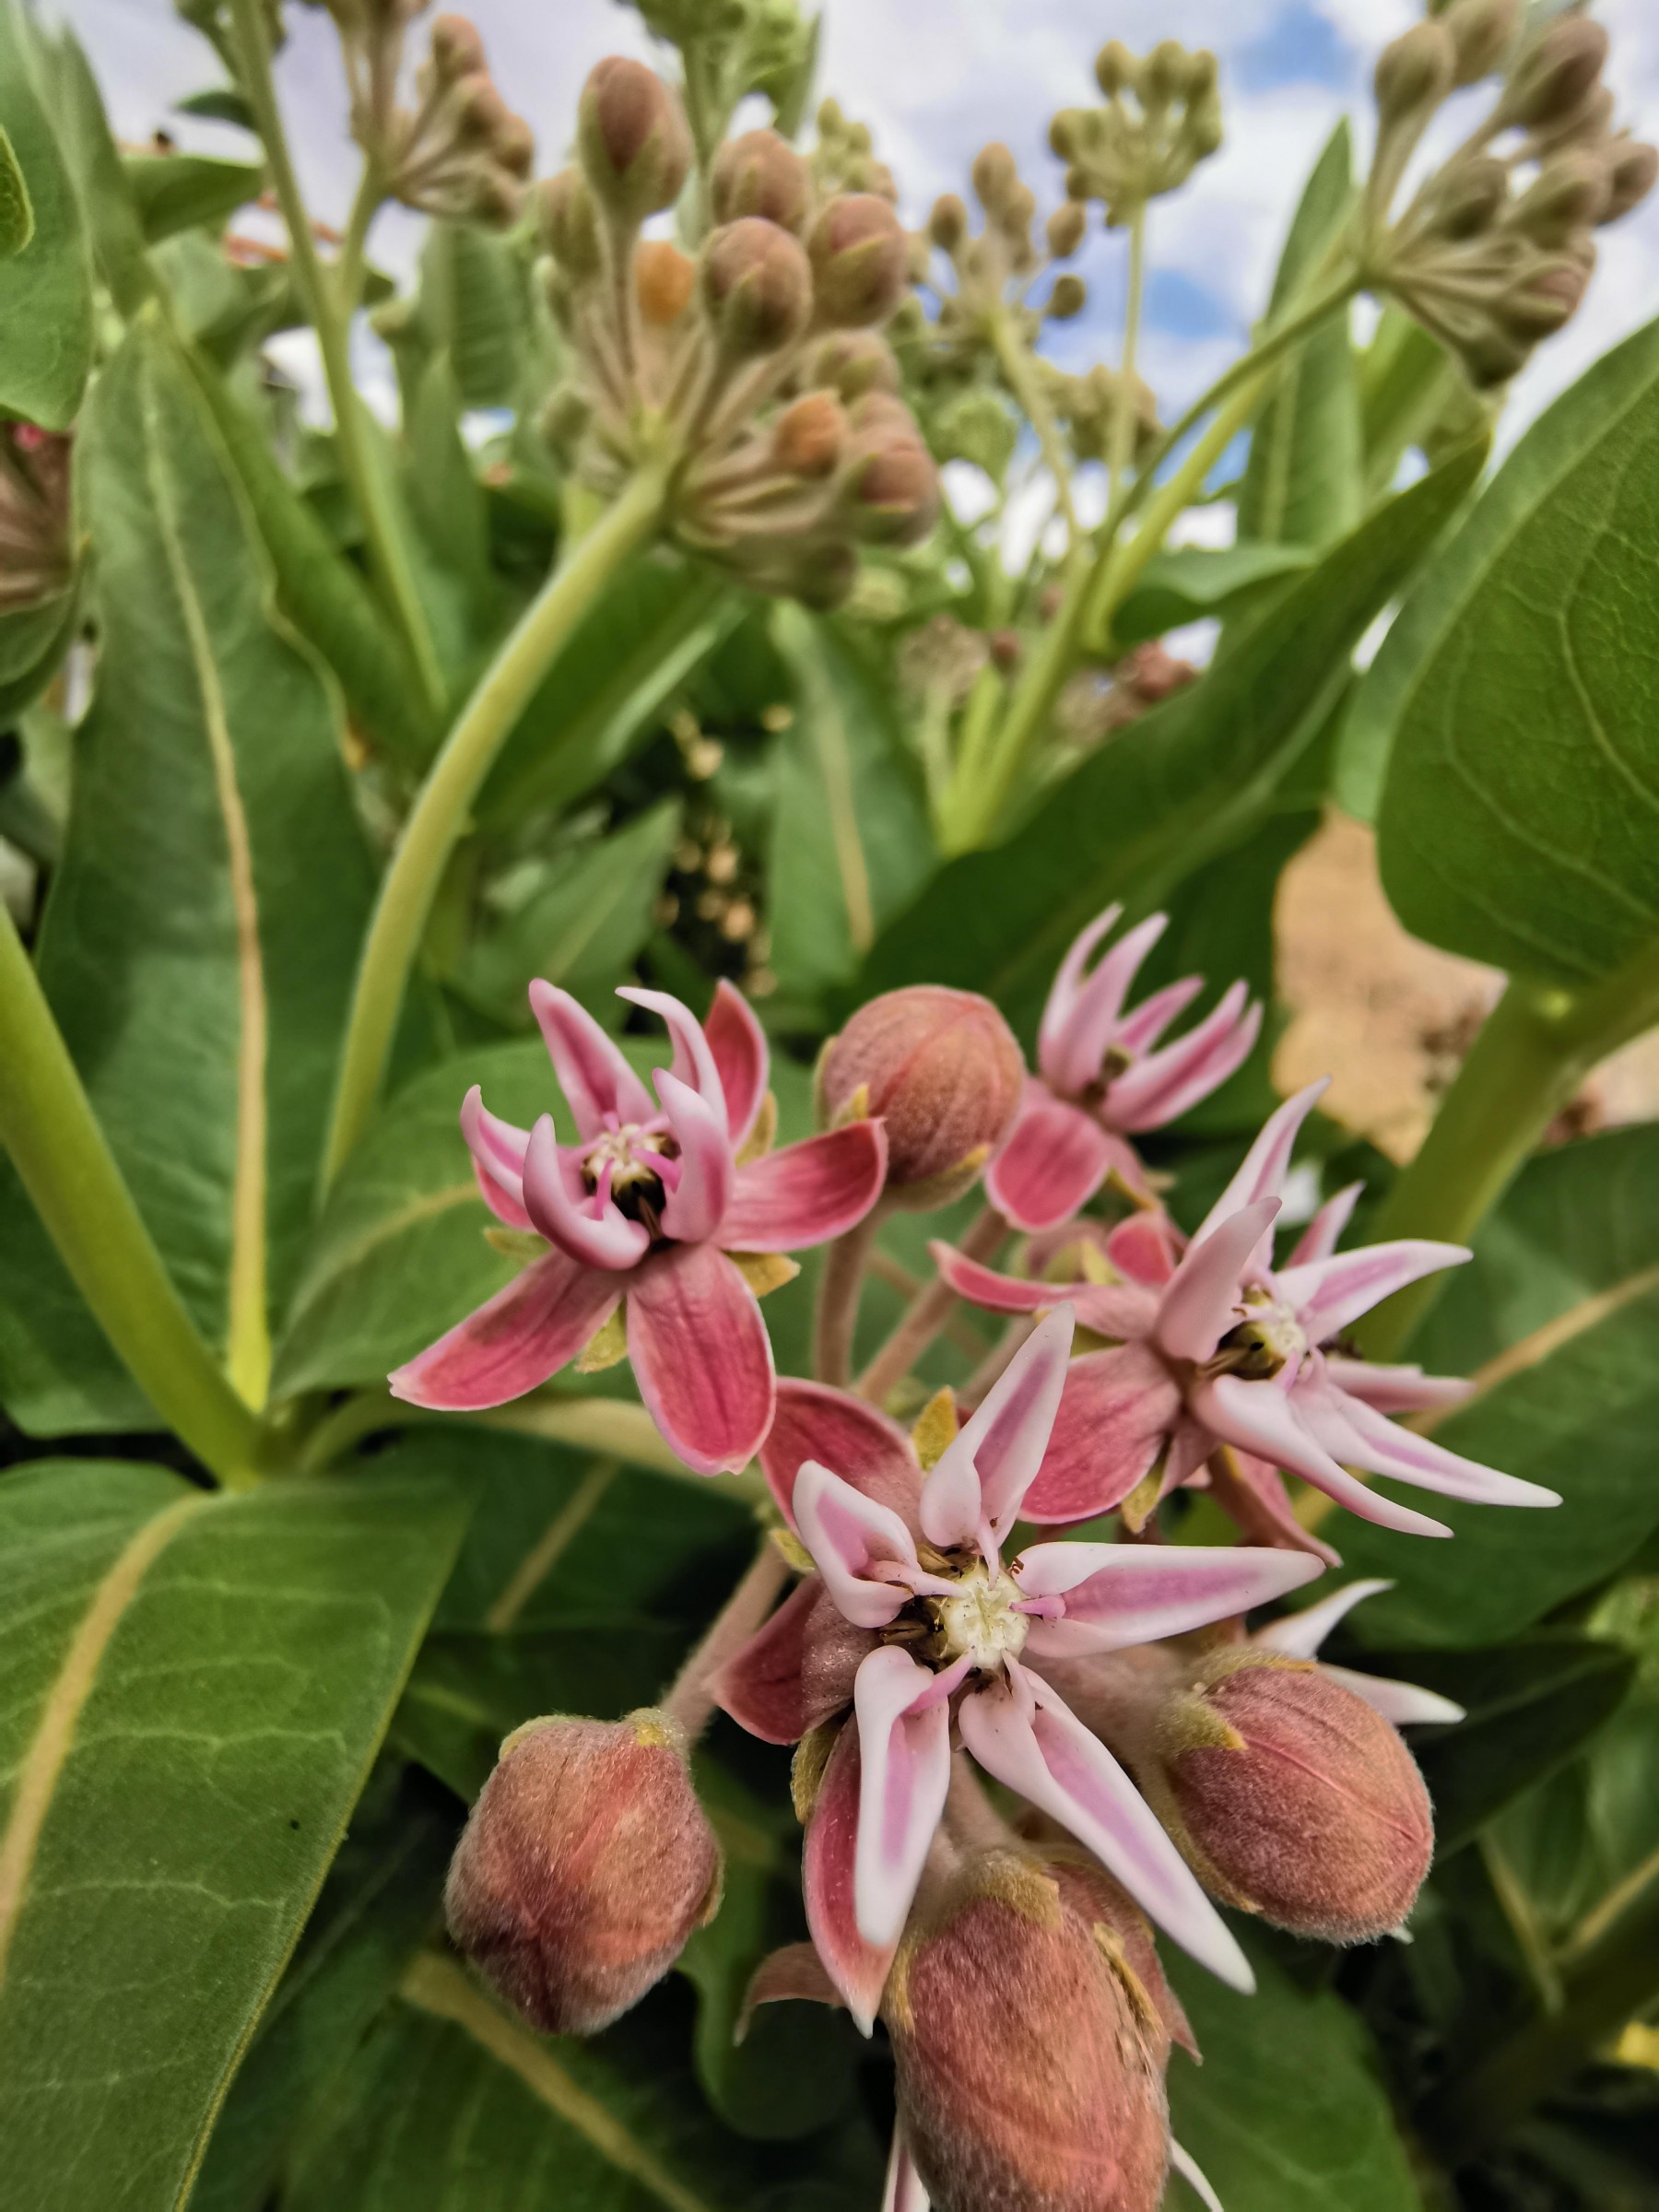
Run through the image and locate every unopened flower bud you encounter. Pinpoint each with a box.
[1499,251,1592,340]
[1046,272,1087,320]
[444,1710,723,2035]
[1094,40,1134,98]
[1046,199,1087,258]
[711,127,812,235]
[429,12,486,80]
[1143,41,1189,106]
[808,329,901,398]
[845,433,939,547]
[1498,17,1609,132]
[1374,22,1457,127]
[701,217,814,357]
[578,56,692,223]
[808,193,909,327]
[886,1852,1169,2212]
[819,984,1024,1202]
[1147,1654,1432,1944]
[1431,153,1509,239]
[929,192,969,252]
[989,627,1020,673]
[971,141,1019,214]
[635,238,696,325]
[538,165,603,282]
[1605,137,1659,223]
[1512,150,1610,246]
[772,390,847,478]
[1439,0,1518,87]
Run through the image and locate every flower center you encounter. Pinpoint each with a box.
[580,1121,678,1227]
[924,1563,1031,1673]
[1209,1287,1307,1380]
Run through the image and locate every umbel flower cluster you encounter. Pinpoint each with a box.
[409,913,1555,2212]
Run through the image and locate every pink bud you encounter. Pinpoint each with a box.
[701,217,815,357]
[578,57,692,223]
[635,238,697,326]
[808,193,910,327]
[819,985,1025,1201]
[771,390,848,478]
[711,128,812,236]
[443,1711,723,2034]
[1149,1655,1433,1943]
[885,1852,1170,2212]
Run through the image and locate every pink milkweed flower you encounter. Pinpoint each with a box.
[389,980,888,1474]
[714,1309,1324,2025]
[938,1079,1561,1540]
[985,904,1262,1234]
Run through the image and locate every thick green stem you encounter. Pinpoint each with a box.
[989,309,1079,545]
[323,462,672,1182]
[0,907,261,1485]
[1106,201,1147,518]
[1359,945,1659,1359]
[228,0,444,716]
[335,162,384,319]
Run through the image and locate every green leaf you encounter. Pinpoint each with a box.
[0,120,32,255]
[1166,1934,1422,2211]
[1237,122,1362,551]
[0,583,76,721]
[768,604,935,1008]
[284,1953,885,2211]
[0,313,375,1434]
[407,350,498,635]
[851,443,1484,1038]
[1112,542,1314,648]
[479,556,739,823]
[1337,1124,1659,1645]
[173,88,256,131]
[41,23,153,319]
[1357,306,1463,504]
[458,800,682,1022]
[416,218,529,411]
[121,149,263,242]
[0,0,92,426]
[0,1460,466,2212]
[1368,317,1659,983]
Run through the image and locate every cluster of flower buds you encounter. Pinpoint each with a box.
[314,1,533,228]
[0,423,72,613]
[1360,4,1657,387]
[1056,640,1199,753]
[1050,41,1223,228]
[1041,359,1159,470]
[810,96,900,205]
[537,59,937,607]
[636,0,819,153]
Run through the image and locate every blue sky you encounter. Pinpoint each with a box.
[56,0,1659,439]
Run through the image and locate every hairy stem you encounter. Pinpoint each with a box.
[0,906,261,1486]
[661,1542,789,1736]
[989,308,1079,546]
[857,1202,1007,1405]
[228,0,444,716]
[814,1206,881,1387]
[1106,200,1147,518]
[323,461,672,1182]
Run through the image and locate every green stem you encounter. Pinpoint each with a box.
[814,1207,881,1388]
[1106,200,1147,518]
[228,0,444,718]
[1358,944,1659,1359]
[0,907,261,1486]
[989,309,1079,545]
[335,162,384,319]
[322,461,673,1183]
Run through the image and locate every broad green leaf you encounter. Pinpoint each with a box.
[768,604,934,1007]
[480,556,739,823]
[1166,1935,1422,2211]
[0,0,92,427]
[1369,318,1659,983]
[416,218,530,410]
[0,118,31,255]
[851,444,1483,1037]
[121,149,263,242]
[0,1460,466,2212]
[0,314,375,1434]
[284,1953,885,2211]
[0,582,76,720]
[1357,306,1465,503]
[1338,1125,1659,1645]
[1112,541,1313,648]
[174,88,256,131]
[43,22,154,319]
[458,800,682,1023]
[1237,122,1362,551]
[407,351,499,635]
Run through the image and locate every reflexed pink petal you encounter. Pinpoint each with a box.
[1277,1239,1470,1347]
[1043,912,1169,1099]
[1255,1575,1395,1658]
[1107,983,1263,1134]
[959,1665,1253,1991]
[723,1122,888,1252]
[1322,1357,1476,1414]
[931,1241,1066,1313]
[528,980,654,1137]
[705,978,770,1147]
[654,1069,735,1244]
[472,1159,535,1230]
[1015,1540,1324,1659]
[1210,1446,1342,1564]
[883,2132,931,2212]
[618,983,727,1116]
[1318,1662,1465,1728]
[760,1380,924,1531]
[794,1462,932,1628]
[921,1306,1076,1547]
[738,1943,844,2040]
[1192,1078,1328,1252]
[1154,1197,1280,1363]
[1022,1342,1182,1524]
[1106,1210,1180,1287]
[523,1114,651,1271]
[461,1084,532,1211]
[1112,973,1206,1057]
[714,1575,877,1743]
[1194,1371,1453,1538]
[1036,902,1123,1089]
[985,1090,1120,1233]
[853,1646,954,1949]
[1170,2141,1225,2212]
[388,1249,618,1409]
[626,1241,775,1474]
[804,1721,898,2034]
[1288,1181,1363,1267]
[1301,1377,1559,1509]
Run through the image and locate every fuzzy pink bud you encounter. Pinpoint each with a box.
[578,57,692,223]
[809,329,901,399]
[819,985,1024,1202]
[701,217,814,357]
[1148,1654,1433,1944]
[808,193,910,327]
[444,1710,723,2034]
[712,128,812,235]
